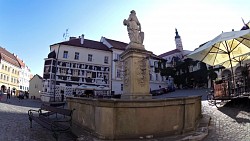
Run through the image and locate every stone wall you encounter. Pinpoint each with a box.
[67,96,202,140]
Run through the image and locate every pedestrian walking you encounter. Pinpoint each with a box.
[18,91,24,101]
[6,88,11,102]
[0,90,3,101]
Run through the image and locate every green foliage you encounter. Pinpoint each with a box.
[160,57,209,88]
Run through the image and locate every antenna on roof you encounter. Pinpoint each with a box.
[242,17,246,25]
[63,28,69,41]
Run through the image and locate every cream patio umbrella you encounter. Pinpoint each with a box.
[220,53,250,68]
[188,29,250,67]
[188,29,250,87]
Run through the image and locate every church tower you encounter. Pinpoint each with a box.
[175,28,183,51]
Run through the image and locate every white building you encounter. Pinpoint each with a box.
[101,37,167,94]
[16,56,31,92]
[159,29,191,65]
[29,74,43,99]
[0,47,20,94]
[41,35,112,102]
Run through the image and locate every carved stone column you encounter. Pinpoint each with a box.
[120,43,152,99]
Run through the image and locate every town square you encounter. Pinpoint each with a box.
[0,0,250,141]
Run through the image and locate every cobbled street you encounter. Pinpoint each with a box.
[0,89,250,141]
[0,95,75,141]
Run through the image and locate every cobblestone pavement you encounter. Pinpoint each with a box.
[202,100,250,141]
[0,95,76,141]
[1,90,250,141]
[156,89,250,141]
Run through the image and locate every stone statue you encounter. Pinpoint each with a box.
[123,10,144,44]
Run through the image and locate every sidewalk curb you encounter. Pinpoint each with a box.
[180,114,211,141]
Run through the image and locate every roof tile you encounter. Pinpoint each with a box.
[55,38,111,51]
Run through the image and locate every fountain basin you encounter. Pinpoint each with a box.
[67,96,201,140]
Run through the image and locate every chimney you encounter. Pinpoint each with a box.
[69,37,76,40]
[80,34,84,44]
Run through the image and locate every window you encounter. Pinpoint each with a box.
[74,52,79,60]
[5,66,7,71]
[11,77,13,83]
[197,62,200,69]
[88,54,92,62]
[0,74,2,79]
[61,68,66,74]
[2,65,4,69]
[156,74,158,81]
[12,69,14,73]
[8,67,10,72]
[121,84,123,91]
[73,70,78,76]
[63,51,68,58]
[20,86,22,90]
[117,69,122,78]
[4,75,6,80]
[7,76,9,81]
[150,74,152,81]
[104,56,109,64]
[114,53,120,61]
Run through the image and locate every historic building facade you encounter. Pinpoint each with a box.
[29,74,43,99]
[159,29,191,65]
[101,37,167,95]
[0,47,20,94]
[41,35,112,102]
[16,56,32,92]
[41,35,168,101]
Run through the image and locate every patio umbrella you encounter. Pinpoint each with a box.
[220,53,250,68]
[188,29,250,87]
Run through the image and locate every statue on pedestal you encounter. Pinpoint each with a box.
[123,10,144,44]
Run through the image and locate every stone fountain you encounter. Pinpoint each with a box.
[67,10,202,140]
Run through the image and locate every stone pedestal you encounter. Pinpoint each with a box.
[120,43,152,99]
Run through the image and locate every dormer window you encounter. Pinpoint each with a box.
[63,51,68,59]
[88,54,93,62]
[75,52,79,60]
[104,56,109,64]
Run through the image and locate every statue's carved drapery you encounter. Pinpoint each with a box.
[123,10,144,44]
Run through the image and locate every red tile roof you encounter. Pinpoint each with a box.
[0,47,20,67]
[53,38,111,51]
[158,49,181,57]
[16,57,25,68]
[104,38,128,50]
[151,53,163,60]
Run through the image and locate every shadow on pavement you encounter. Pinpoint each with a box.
[0,94,42,109]
[0,103,75,141]
[218,97,250,124]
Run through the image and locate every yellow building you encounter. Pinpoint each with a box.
[0,47,20,95]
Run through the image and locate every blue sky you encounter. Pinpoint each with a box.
[0,0,249,76]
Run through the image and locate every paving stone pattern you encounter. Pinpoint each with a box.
[1,90,250,141]
[0,95,75,141]
[202,101,250,141]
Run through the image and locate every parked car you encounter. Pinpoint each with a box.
[150,88,166,96]
[167,86,175,92]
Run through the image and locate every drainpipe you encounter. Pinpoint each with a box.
[110,51,113,96]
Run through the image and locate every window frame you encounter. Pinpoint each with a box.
[74,52,79,60]
[63,51,68,59]
[104,56,109,64]
[88,54,93,62]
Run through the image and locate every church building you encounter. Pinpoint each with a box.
[159,29,191,66]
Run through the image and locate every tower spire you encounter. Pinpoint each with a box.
[174,28,183,51]
[175,28,180,39]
